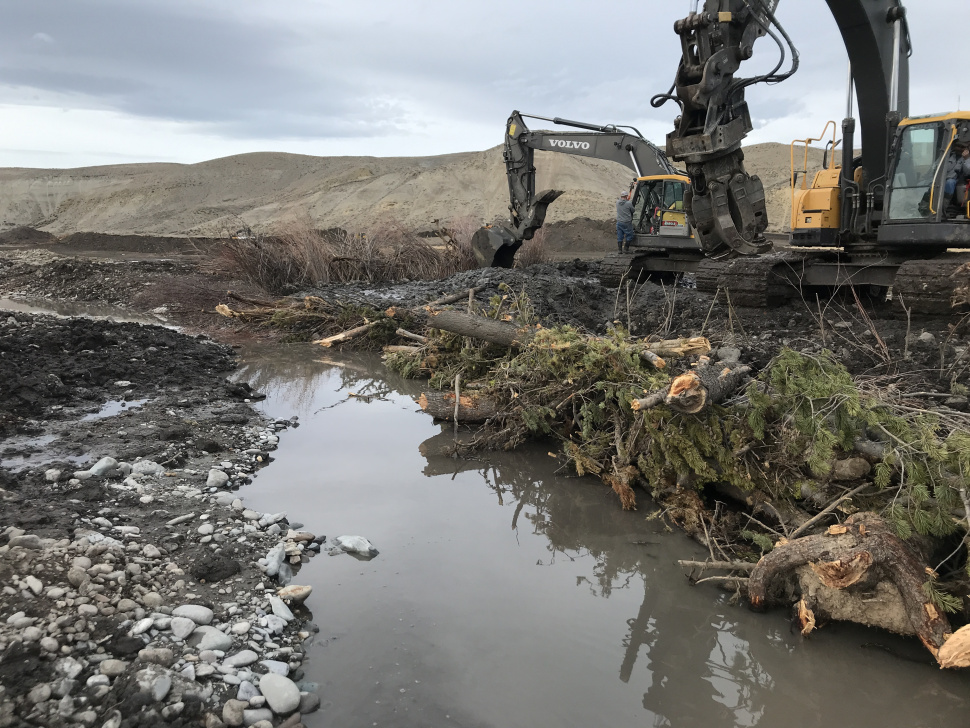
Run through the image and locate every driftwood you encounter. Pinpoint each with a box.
[677,560,757,572]
[417,391,499,423]
[383,345,423,355]
[641,336,711,358]
[396,328,428,344]
[631,358,751,414]
[747,512,951,663]
[312,320,380,348]
[638,350,666,369]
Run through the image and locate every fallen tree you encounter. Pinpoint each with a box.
[382,292,970,665]
[223,283,970,664]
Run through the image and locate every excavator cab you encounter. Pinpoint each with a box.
[885,114,970,222]
[630,175,692,239]
[879,112,970,249]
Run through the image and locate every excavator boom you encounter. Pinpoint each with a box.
[473,111,677,267]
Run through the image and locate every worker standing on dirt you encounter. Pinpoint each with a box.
[616,189,635,253]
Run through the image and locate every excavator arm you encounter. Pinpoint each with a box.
[661,0,908,258]
[472,110,677,267]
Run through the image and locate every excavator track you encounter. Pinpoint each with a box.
[692,255,796,307]
[893,255,970,315]
[597,252,648,288]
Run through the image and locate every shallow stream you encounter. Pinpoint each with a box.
[234,345,970,728]
[3,292,967,726]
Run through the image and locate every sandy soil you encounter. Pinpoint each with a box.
[0,143,819,240]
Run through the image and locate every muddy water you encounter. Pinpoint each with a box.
[0,296,171,326]
[235,345,970,728]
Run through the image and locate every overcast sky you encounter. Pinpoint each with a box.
[0,0,962,169]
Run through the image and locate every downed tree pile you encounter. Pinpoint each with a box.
[373,285,970,667]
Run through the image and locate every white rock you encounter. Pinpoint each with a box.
[131,618,154,636]
[333,535,379,557]
[24,575,43,595]
[259,659,289,676]
[188,626,233,652]
[132,460,165,476]
[206,469,230,488]
[89,457,118,476]
[21,626,42,642]
[258,673,301,714]
[230,621,251,635]
[263,544,286,577]
[172,604,214,625]
[277,585,311,603]
[223,649,259,668]
[268,595,294,622]
[170,616,197,641]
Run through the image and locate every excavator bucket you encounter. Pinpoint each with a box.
[471,226,521,268]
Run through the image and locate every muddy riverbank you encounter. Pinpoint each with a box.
[0,311,328,727]
[3,233,970,725]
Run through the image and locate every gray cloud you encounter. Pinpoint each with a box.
[0,0,962,162]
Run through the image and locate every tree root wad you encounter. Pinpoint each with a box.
[748,512,954,664]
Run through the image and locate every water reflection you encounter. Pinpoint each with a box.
[234,346,970,728]
[423,424,784,727]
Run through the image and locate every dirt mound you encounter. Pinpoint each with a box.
[544,218,615,254]
[0,226,55,244]
[58,232,217,255]
[0,315,236,432]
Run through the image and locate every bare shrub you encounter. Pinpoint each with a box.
[217,214,484,293]
[438,216,482,272]
[515,227,548,268]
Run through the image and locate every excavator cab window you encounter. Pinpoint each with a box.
[887,124,945,220]
[632,180,663,234]
[632,178,689,236]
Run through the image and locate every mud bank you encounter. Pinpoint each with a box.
[0,313,324,727]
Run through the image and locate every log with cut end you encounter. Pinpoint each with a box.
[747,512,952,663]
[663,360,751,414]
[427,310,534,348]
[417,391,499,423]
[631,359,751,414]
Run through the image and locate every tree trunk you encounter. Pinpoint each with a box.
[417,391,499,423]
[427,310,534,348]
[747,512,951,662]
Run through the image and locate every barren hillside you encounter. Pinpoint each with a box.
[0,142,823,237]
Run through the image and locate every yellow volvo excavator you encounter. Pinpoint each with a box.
[482,0,970,313]
[659,0,970,311]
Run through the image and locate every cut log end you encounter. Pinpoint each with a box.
[665,372,707,414]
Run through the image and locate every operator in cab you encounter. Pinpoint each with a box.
[945,143,970,217]
[616,189,635,253]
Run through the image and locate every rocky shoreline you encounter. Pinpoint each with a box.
[0,313,327,728]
